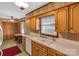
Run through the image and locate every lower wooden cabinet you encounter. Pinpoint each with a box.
[39,46,47,56]
[32,40,47,56]
[48,48,57,56]
[31,40,65,56]
[22,36,26,49]
[48,48,65,56]
[32,45,39,56]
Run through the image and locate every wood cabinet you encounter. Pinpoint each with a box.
[48,48,57,56]
[31,40,64,56]
[25,16,39,31]
[25,18,31,29]
[26,2,75,18]
[69,3,79,33]
[56,7,68,32]
[55,3,79,33]
[22,36,26,49]
[25,17,36,30]
[39,46,47,56]
[32,40,47,56]
[2,22,20,40]
[32,43,39,56]
[30,17,36,30]
[25,3,79,33]
[48,48,65,56]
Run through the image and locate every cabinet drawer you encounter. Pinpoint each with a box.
[48,48,65,56]
[48,48,57,56]
[32,40,47,49]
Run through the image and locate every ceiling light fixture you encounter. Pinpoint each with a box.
[15,2,29,10]
[10,16,14,21]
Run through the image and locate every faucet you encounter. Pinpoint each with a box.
[52,37,56,42]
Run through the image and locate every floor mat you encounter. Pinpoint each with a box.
[0,46,22,56]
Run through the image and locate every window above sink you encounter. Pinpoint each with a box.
[40,15,58,37]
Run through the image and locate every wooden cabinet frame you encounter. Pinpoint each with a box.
[69,3,79,33]
[31,40,65,56]
[56,7,69,32]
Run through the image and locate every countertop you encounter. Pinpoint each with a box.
[18,33,79,56]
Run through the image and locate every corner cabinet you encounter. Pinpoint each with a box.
[69,3,79,33]
[56,7,68,32]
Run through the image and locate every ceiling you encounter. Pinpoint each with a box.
[0,2,49,20]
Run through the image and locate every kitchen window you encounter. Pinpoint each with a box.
[40,15,57,37]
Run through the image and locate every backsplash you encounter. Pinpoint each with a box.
[59,32,79,41]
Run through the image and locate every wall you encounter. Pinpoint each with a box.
[0,18,20,40]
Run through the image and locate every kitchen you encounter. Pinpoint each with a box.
[0,2,79,56]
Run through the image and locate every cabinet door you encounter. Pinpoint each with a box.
[31,41,39,56]
[31,41,47,56]
[25,19,31,29]
[69,3,79,33]
[48,48,56,56]
[22,37,26,49]
[30,17,36,30]
[48,48,64,56]
[56,7,68,32]
[32,45,39,56]
[39,47,47,56]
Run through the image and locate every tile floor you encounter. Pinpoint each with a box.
[2,39,29,56]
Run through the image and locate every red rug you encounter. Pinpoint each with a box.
[0,46,22,56]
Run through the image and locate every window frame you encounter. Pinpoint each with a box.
[39,15,58,37]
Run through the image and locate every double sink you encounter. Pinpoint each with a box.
[29,34,56,45]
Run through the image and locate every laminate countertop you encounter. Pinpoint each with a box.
[18,33,79,56]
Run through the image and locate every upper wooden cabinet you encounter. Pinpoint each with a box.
[25,3,79,33]
[69,3,79,33]
[56,7,68,32]
[30,17,36,30]
[25,18,31,29]
[25,16,40,31]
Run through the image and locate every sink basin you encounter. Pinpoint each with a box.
[40,38,54,45]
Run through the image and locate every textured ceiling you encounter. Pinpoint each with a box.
[0,2,48,19]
